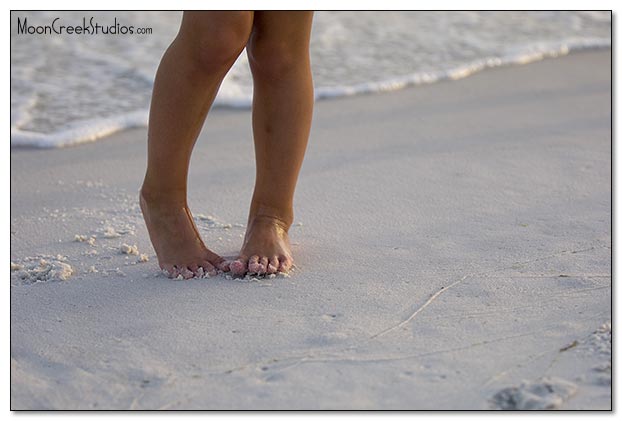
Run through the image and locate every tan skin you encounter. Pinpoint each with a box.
[140,11,314,278]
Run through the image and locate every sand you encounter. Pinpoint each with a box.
[10,50,611,410]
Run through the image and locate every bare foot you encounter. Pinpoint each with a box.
[230,214,294,276]
[139,190,228,279]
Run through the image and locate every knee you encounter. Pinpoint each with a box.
[178,16,251,73]
[247,38,308,80]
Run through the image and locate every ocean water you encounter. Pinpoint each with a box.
[11,11,611,148]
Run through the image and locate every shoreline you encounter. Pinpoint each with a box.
[11,46,612,149]
[11,49,611,409]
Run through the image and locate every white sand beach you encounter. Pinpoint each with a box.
[10,50,611,410]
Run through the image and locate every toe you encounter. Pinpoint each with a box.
[278,256,293,273]
[230,257,248,276]
[248,255,262,274]
[170,265,184,280]
[194,266,205,278]
[267,256,279,274]
[216,259,230,272]
[255,256,268,275]
[161,264,176,278]
[200,261,217,277]
[207,253,229,272]
[180,266,195,279]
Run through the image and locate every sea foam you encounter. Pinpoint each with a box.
[10,11,611,149]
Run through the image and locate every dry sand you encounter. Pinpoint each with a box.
[10,50,611,409]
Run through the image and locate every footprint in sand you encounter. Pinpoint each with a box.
[489,377,577,410]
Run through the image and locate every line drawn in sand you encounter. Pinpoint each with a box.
[369,243,609,340]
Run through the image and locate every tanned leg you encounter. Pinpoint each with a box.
[141,11,254,278]
[230,11,314,276]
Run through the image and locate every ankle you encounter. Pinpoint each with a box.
[140,183,186,207]
[249,201,294,230]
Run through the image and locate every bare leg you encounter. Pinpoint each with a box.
[141,11,253,278]
[230,11,314,276]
